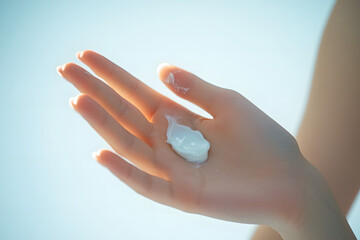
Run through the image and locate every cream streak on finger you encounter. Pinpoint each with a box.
[157,63,228,116]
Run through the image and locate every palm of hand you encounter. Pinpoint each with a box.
[153,100,304,224]
[58,50,307,227]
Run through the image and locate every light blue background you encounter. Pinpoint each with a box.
[0,0,358,239]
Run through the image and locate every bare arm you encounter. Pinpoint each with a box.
[252,0,360,239]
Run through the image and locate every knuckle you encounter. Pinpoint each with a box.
[116,98,128,117]
[124,134,135,150]
[106,63,116,79]
[98,114,108,128]
[223,88,240,100]
[144,123,154,139]
[144,176,153,192]
[88,82,101,96]
[125,164,133,179]
[219,88,244,107]
[129,79,140,95]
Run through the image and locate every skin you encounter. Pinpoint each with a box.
[57,53,308,226]
[252,0,360,239]
[57,50,356,238]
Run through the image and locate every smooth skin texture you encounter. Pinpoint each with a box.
[57,52,307,224]
[252,0,360,239]
[57,49,356,239]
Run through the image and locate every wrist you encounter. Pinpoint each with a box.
[275,160,356,240]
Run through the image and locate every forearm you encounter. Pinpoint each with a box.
[275,163,356,240]
[253,162,356,240]
[252,0,360,238]
[296,0,360,214]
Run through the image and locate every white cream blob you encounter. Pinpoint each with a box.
[165,115,210,164]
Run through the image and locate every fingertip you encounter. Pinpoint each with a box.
[92,151,98,160]
[56,65,64,77]
[76,51,83,59]
[61,62,78,74]
[157,62,171,76]
[56,65,62,72]
[69,94,80,109]
[157,63,185,85]
[92,150,101,161]
[78,50,98,61]
[68,97,75,109]
[93,149,116,166]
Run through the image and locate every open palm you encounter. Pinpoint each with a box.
[58,50,308,228]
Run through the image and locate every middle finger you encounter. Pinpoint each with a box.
[58,63,153,142]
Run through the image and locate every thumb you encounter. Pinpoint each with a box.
[157,63,228,115]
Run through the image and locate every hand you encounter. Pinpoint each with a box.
[56,50,348,238]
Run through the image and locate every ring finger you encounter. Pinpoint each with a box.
[57,63,153,142]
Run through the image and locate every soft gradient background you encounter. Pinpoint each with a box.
[0,0,358,239]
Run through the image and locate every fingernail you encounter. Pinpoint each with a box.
[76,51,83,59]
[92,151,100,160]
[157,62,171,75]
[56,65,63,77]
[69,97,75,109]
[69,95,79,109]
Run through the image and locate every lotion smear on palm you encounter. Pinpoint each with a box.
[165,115,210,164]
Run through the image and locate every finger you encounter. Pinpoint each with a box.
[76,50,163,120]
[157,63,228,116]
[58,63,153,141]
[93,149,181,208]
[70,94,162,177]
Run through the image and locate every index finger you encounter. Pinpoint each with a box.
[77,50,164,120]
